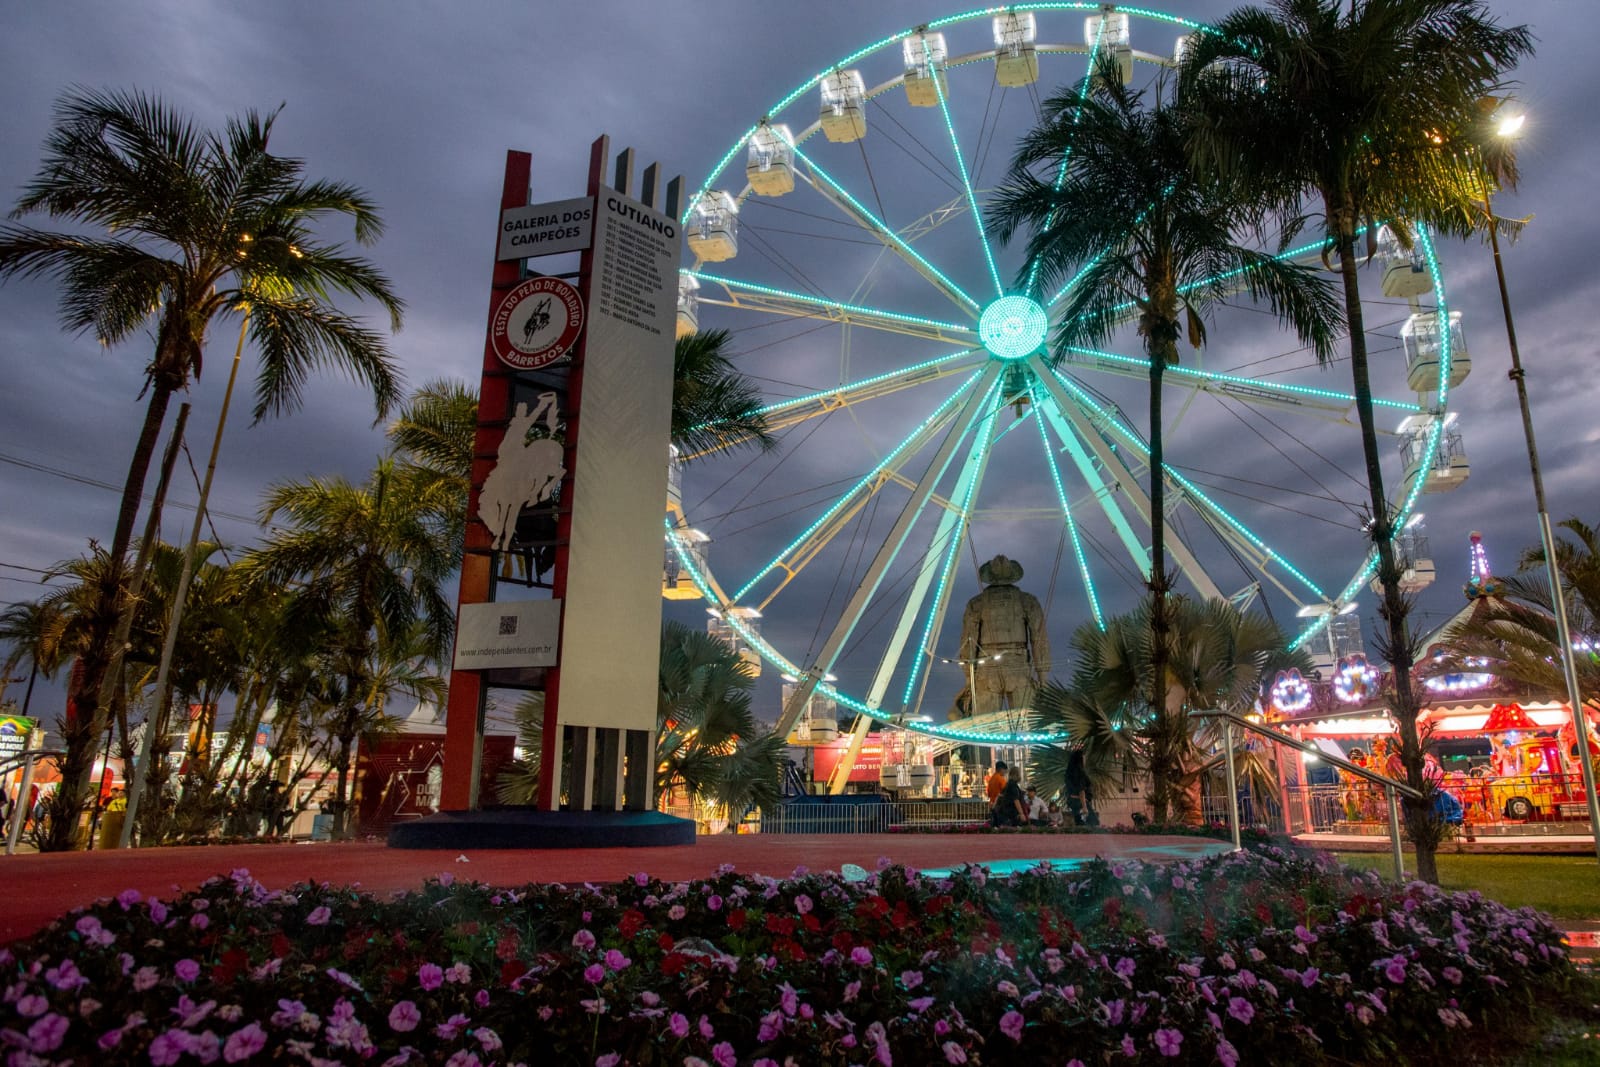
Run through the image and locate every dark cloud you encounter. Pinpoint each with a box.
[1,2,1592,727]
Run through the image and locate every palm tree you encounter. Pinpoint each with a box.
[1181,0,1533,883]
[989,60,1339,809]
[1444,517,1600,707]
[0,88,405,848]
[1036,595,1308,823]
[0,599,67,718]
[387,379,479,559]
[669,328,777,459]
[235,459,454,834]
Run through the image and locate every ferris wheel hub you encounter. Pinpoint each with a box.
[978,295,1048,361]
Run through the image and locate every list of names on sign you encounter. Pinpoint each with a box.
[592,187,679,340]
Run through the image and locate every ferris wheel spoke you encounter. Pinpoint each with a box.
[787,142,980,318]
[1037,359,1329,606]
[774,364,1005,739]
[733,370,984,607]
[1059,344,1421,423]
[922,43,1005,300]
[688,269,977,347]
[1030,384,1107,631]
[895,397,1005,715]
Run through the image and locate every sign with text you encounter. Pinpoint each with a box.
[0,715,35,762]
[497,197,594,261]
[454,599,562,671]
[554,185,680,732]
[490,276,584,370]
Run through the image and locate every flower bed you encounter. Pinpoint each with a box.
[0,847,1580,1065]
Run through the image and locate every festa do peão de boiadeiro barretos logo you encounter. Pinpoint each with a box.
[491,276,584,370]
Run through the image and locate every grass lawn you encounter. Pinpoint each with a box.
[1332,851,1600,921]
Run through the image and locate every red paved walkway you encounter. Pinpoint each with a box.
[0,833,1226,945]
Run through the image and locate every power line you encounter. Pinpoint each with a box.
[0,449,259,527]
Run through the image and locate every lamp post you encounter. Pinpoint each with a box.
[1478,101,1600,863]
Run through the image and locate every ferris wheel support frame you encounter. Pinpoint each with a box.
[774,362,1004,739]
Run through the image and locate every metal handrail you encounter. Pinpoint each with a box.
[1190,709,1422,799]
[1191,707,1422,880]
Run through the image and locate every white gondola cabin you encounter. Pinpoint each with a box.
[1379,227,1431,299]
[1085,9,1134,85]
[782,674,838,745]
[686,190,738,263]
[1399,414,1469,494]
[902,30,948,107]
[820,69,867,143]
[1172,34,1194,67]
[1400,311,1469,393]
[675,273,699,339]
[745,123,795,197]
[993,12,1038,87]
[666,444,685,521]
[663,525,709,600]
[1397,516,1436,593]
[707,607,763,677]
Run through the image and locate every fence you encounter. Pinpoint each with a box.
[758,796,992,834]
[1286,773,1595,836]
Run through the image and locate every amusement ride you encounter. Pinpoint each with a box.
[659,5,1472,792]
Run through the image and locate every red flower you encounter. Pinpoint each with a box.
[831,930,855,952]
[801,913,821,933]
[500,959,525,987]
[658,933,675,951]
[211,948,248,985]
[765,914,796,937]
[270,932,292,959]
[661,952,689,976]
[618,909,647,940]
[726,909,747,932]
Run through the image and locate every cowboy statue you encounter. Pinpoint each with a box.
[950,554,1050,720]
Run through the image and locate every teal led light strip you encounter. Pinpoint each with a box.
[1033,385,1106,629]
[901,381,1004,707]
[789,140,979,315]
[924,38,1006,300]
[1064,345,1420,413]
[1049,367,1328,601]
[688,270,972,335]
[755,348,983,418]
[1289,223,1453,652]
[732,372,982,602]
[1025,14,1106,298]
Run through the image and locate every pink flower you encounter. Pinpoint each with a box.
[795,895,813,915]
[389,1001,421,1033]
[223,1022,267,1062]
[306,906,332,926]
[1227,997,1255,1025]
[1384,956,1408,984]
[942,1042,967,1064]
[174,959,200,982]
[850,947,873,966]
[1442,966,1463,985]
[149,900,168,923]
[668,1013,689,1039]
[446,963,472,984]
[117,888,142,909]
[780,983,798,1016]
[713,1042,736,1067]
[699,1014,715,1040]
[1154,1028,1182,1057]
[17,994,48,1018]
[999,1010,1024,1042]
[901,970,923,990]
[707,895,723,912]
[597,1056,622,1067]
[418,963,444,991]
[669,905,687,921]
[604,949,630,972]
[1301,967,1320,988]
[572,929,596,951]
[584,963,606,984]
[27,1013,68,1053]
[1217,1038,1240,1067]
[477,1027,503,1052]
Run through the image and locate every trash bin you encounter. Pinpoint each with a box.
[96,812,126,850]
[310,814,334,841]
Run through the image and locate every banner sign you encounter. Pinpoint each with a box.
[497,197,594,261]
[811,734,885,784]
[0,716,34,762]
[454,599,562,670]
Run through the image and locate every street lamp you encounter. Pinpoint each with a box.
[1476,99,1600,862]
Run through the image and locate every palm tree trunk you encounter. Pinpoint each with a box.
[49,384,174,850]
[1148,346,1173,823]
[1334,227,1435,885]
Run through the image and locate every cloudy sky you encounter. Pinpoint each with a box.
[1,2,1595,729]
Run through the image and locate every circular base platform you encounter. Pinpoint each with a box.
[386,808,697,850]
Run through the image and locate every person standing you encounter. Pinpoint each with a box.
[993,766,1027,828]
[985,760,1008,805]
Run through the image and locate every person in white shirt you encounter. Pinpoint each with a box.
[1024,784,1051,826]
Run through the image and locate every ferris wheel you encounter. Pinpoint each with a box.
[663,4,1468,759]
